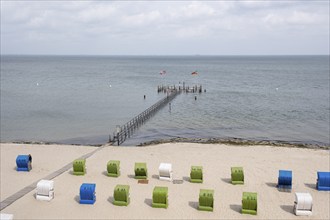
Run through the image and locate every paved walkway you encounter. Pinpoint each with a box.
[0,145,106,211]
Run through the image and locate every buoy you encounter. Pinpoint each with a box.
[109,85,112,88]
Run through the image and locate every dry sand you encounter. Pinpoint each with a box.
[0,142,329,219]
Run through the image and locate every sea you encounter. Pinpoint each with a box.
[1,55,329,147]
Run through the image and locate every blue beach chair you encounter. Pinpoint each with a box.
[317,172,330,191]
[79,183,96,204]
[16,154,32,171]
[278,170,292,192]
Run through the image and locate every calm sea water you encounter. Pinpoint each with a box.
[1,55,329,146]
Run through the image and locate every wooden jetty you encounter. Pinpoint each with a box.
[157,84,203,93]
[110,90,179,146]
[110,84,204,146]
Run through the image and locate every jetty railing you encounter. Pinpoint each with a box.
[110,90,180,145]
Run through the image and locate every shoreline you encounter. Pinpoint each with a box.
[136,137,330,149]
[1,136,329,150]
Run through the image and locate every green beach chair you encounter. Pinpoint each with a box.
[107,160,120,177]
[190,166,203,183]
[152,186,168,208]
[231,167,244,184]
[242,192,257,215]
[198,189,214,211]
[73,159,86,175]
[134,162,148,179]
[113,185,130,206]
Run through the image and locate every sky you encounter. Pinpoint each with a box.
[1,1,329,55]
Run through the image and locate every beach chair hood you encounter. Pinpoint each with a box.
[278,170,292,191]
[73,159,86,175]
[198,189,214,211]
[135,162,148,179]
[294,192,313,216]
[317,172,330,191]
[16,154,32,171]
[113,185,130,206]
[231,167,244,184]
[36,180,54,201]
[159,163,173,181]
[107,160,120,177]
[79,183,96,204]
[242,192,257,215]
[190,166,203,183]
[152,186,168,208]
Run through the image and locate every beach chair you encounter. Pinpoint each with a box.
[316,171,330,191]
[107,160,120,177]
[198,189,214,211]
[242,192,257,215]
[0,214,13,220]
[16,154,32,171]
[231,167,244,184]
[278,170,292,192]
[79,183,96,204]
[113,185,130,206]
[135,162,148,179]
[190,166,203,183]
[152,186,168,208]
[159,163,173,182]
[73,159,86,175]
[294,193,313,216]
[36,180,54,201]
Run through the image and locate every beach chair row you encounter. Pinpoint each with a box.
[75,159,330,192]
[33,179,314,216]
[15,155,330,191]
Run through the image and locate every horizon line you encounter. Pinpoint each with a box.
[1,54,329,56]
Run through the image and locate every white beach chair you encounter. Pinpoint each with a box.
[0,213,14,220]
[294,192,313,216]
[36,180,54,201]
[159,163,173,182]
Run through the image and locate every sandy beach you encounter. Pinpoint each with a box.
[0,142,329,219]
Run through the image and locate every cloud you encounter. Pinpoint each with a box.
[1,1,329,55]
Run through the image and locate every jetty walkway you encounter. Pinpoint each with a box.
[110,84,204,145]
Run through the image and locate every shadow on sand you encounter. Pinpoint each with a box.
[144,198,152,207]
[229,204,241,213]
[280,205,294,214]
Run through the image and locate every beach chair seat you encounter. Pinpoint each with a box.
[135,162,148,179]
[231,167,244,184]
[73,159,86,175]
[294,193,312,216]
[36,180,54,201]
[198,189,214,211]
[316,172,330,191]
[107,160,120,177]
[152,186,168,208]
[159,163,173,182]
[190,166,203,183]
[278,170,292,192]
[113,185,130,206]
[79,183,96,204]
[16,154,32,171]
[242,192,257,215]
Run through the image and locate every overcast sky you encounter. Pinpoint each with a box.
[1,1,329,55]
